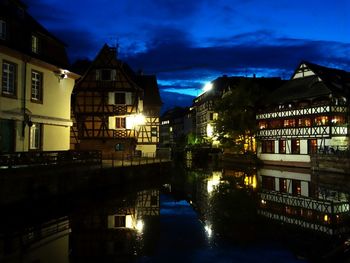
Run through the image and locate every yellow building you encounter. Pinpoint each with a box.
[0,0,79,152]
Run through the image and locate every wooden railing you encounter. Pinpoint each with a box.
[0,150,102,169]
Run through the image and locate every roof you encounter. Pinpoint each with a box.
[0,0,69,68]
[136,75,162,106]
[266,61,350,105]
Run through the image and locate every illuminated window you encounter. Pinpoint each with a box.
[279,178,287,192]
[115,117,126,129]
[29,123,42,150]
[298,118,311,127]
[31,70,43,102]
[2,61,17,96]
[314,116,328,126]
[0,20,6,40]
[279,140,286,154]
[308,139,317,154]
[259,120,268,129]
[292,180,301,196]
[331,115,346,125]
[291,139,300,154]
[31,35,39,53]
[270,119,282,128]
[283,119,296,127]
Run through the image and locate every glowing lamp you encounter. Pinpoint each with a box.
[203,82,213,93]
[136,219,144,232]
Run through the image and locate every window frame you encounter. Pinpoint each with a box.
[31,70,43,103]
[115,117,126,129]
[1,60,17,98]
[29,123,42,151]
[31,34,39,54]
[291,139,300,154]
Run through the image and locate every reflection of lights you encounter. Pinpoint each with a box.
[244,175,257,189]
[207,171,222,193]
[324,214,329,223]
[204,224,212,238]
[261,199,266,205]
[136,220,144,232]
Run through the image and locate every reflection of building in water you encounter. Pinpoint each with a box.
[258,167,350,235]
[0,217,70,263]
[70,189,159,262]
[192,168,257,239]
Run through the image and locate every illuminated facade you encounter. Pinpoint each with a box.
[256,62,350,167]
[0,0,78,152]
[72,44,161,158]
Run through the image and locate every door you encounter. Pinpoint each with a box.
[0,119,15,152]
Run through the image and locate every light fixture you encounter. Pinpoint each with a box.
[54,70,68,81]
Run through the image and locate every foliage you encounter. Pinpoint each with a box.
[214,79,261,152]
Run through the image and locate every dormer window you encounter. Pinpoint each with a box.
[31,35,39,53]
[96,69,116,81]
[0,20,6,40]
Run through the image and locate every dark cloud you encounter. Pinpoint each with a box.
[160,91,195,113]
[125,31,350,78]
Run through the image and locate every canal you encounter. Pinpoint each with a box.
[1,163,350,262]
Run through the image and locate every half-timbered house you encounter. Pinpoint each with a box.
[256,61,350,167]
[72,44,161,158]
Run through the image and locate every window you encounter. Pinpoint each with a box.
[261,176,275,190]
[31,70,43,102]
[0,20,6,40]
[292,180,301,196]
[115,117,126,129]
[279,139,286,154]
[298,118,311,127]
[279,178,288,193]
[283,119,296,127]
[308,139,317,154]
[97,69,116,80]
[115,93,126,104]
[262,140,275,153]
[151,127,157,137]
[151,196,158,206]
[258,120,268,129]
[31,35,39,53]
[29,123,41,150]
[2,61,17,96]
[114,215,126,227]
[115,143,124,151]
[291,139,300,154]
[314,116,328,126]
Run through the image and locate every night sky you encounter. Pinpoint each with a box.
[23,0,350,109]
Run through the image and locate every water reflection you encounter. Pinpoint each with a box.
[257,166,350,236]
[0,216,70,263]
[70,189,160,262]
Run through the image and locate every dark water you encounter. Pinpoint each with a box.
[1,164,350,263]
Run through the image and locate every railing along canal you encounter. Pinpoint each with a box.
[0,150,102,169]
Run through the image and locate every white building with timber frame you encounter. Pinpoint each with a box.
[256,61,350,167]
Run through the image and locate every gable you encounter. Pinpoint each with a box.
[292,63,316,80]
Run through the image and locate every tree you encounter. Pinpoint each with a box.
[214,79,260,153]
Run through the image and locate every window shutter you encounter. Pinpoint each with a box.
[108,92,115,104]
[111,69,116,80]
[125,92,132,105]
[96,70,100,80]
[108,116,116,129]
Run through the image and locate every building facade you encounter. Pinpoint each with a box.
[72,44,161,158]
[256,62,350,167]
[0,0,78,153]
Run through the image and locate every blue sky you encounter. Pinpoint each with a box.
[23,0,350,108]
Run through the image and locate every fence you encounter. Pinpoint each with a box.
[0,150,102,169]
[102,152,171,168]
